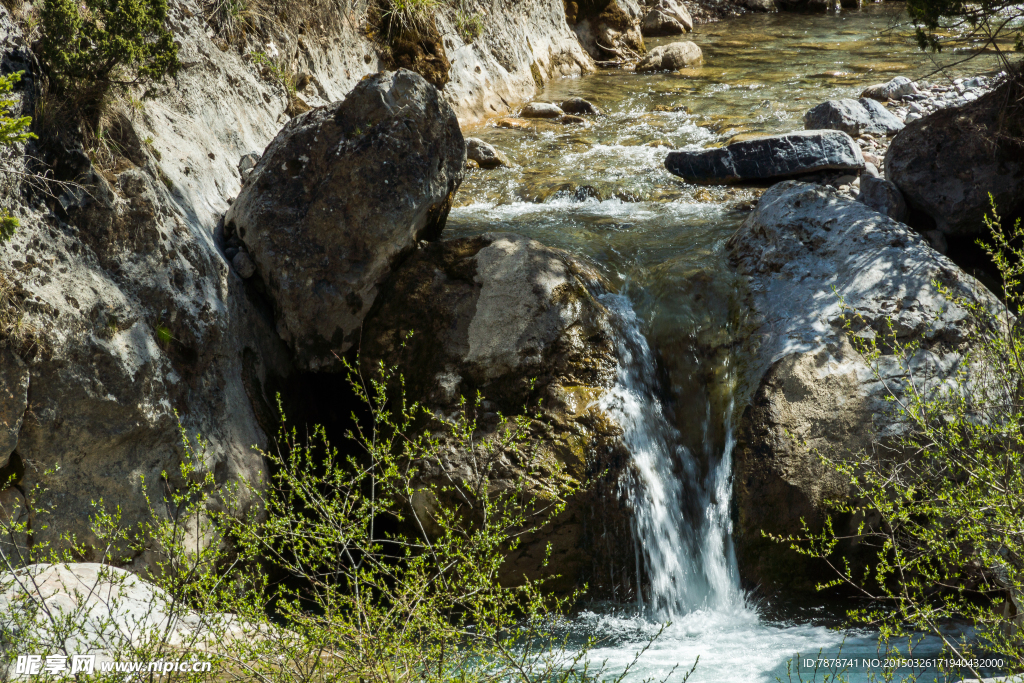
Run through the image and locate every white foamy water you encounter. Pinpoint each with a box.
[586,295,882,682]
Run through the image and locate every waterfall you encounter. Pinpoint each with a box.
[598,294,745,620]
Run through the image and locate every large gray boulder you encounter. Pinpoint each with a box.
[665,130,864,184]
[359,233,638,597]
[803,98,904,137]
[885,78,1024,236]
[727,181,1001,593]
[224,69,466,371]
[641,0,693,35]
[636,41,702,72]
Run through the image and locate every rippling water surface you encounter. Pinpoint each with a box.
[446,7,1003,681]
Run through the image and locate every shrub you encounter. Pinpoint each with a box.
[0,71,35,243]
[0,360,666,682]
[40,0,179,111]
[776,198,1024,679]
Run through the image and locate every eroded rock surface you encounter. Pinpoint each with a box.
[665,130,863,184]
[641,0,694,35]
[727,181,1001,593]
[225,70,466,370]
[570,0,646,61]
[360,233,637,596]
[885,78,1024,236]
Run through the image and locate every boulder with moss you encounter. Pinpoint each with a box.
[360,232,638,596]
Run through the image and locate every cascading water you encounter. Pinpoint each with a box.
[598,293,743,620]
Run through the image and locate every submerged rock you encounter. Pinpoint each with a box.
[465,137,509,169]
[360,232,638,596]
[636,41,702,72]
[560,97,601,115]
[224,69,466,370]
[664,130,864,184]
[885,77,1024,236]
[521,102,565,118]
[641,0,693,35]
[803,98,904,137]
[728,181,1001,593]
[857,175,908,222]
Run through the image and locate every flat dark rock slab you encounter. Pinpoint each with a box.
[664,130,865,184]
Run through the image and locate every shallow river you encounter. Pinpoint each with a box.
[446,6,1003,682]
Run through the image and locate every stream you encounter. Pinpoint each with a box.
[446,6,1004,682]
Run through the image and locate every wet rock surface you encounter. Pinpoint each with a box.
[466,137,510,169]
[728,181,1001,593]
[225,69,466,371]
[665,130,864,184]
[360,232,637,596]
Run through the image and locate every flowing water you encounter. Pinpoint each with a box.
[446,6,1006,681]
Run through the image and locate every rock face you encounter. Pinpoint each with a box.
[360,233,637,596]
[225,70,466,371]
[727,181,1000,593]
[858,175,908,222]
[636,41,702,72]
[466,138,509,169]
[885,78,1024,236]
[641,0,694,35]
[665,130,864,184]
[569,0,646,61]
[803,98,904,137]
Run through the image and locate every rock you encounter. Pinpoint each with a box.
[521,102,565,118]
[237,152,259,175]
[742,0,777,9]
[465,137,509,169]
[904,112,922,123]
[641,0,693,35]
[560,97,601,115]
[560,114,586,124]
[665,130,864,184]
[360,232,639,596]
[231,250,256,278]
[728,181,1001,593]
[803,98,904,136]
[863,161,880,177]
[857,175,908,222]
[495,118,530,129]
[636,41,702,72]
[861,76,918,101]
[0,349,28,467]
[570,0,646,61]
[224,69,466,370]
[885,78,1024,236]
[0,563,247,671]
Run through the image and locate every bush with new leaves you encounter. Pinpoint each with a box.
[40,0,179,110]
[0,70,35,243]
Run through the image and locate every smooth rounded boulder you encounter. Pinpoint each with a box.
[636,41,702,72]
[224,69,466,371]
[521,102,565,118]
[465,138,509,169]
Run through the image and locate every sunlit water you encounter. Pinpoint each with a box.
[446,6,1005,681]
